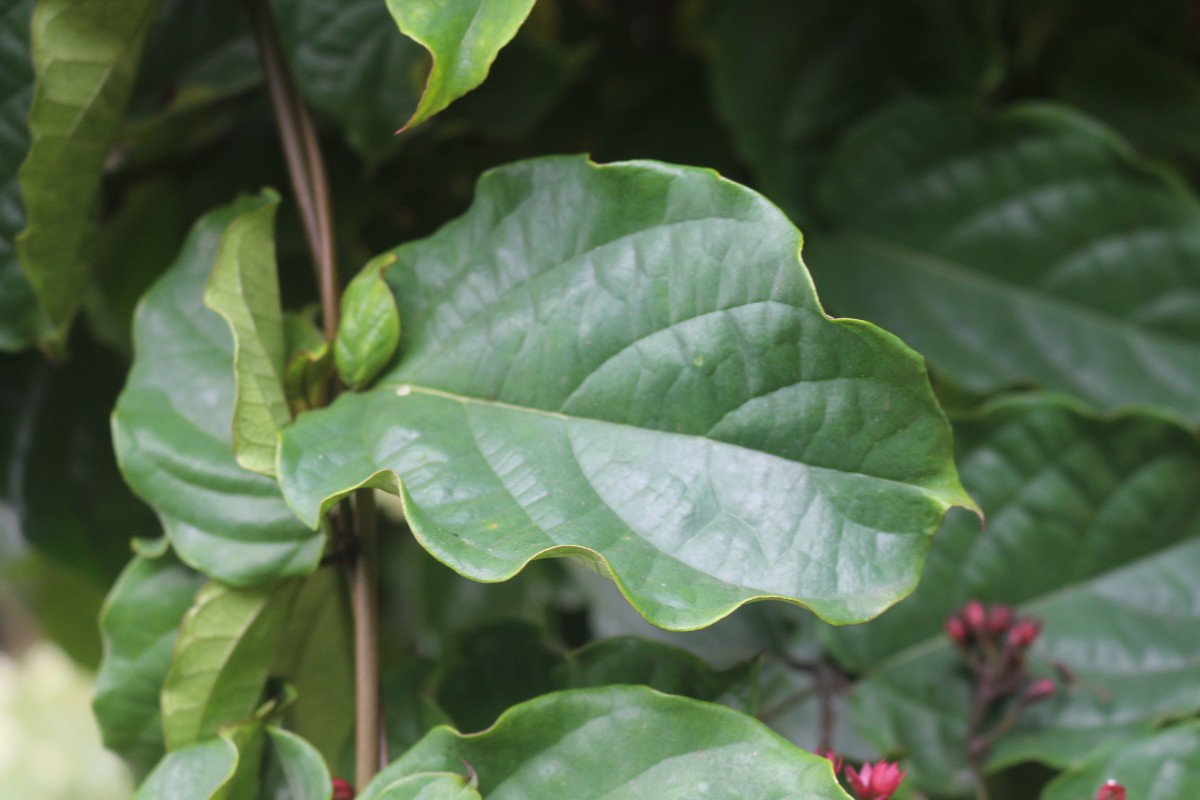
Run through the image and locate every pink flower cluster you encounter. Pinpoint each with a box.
[817,751,905,800]
[1096,779,1126,800]
[332,777,355,800]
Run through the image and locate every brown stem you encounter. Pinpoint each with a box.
[243,0,340,339]
[351,489,381,786]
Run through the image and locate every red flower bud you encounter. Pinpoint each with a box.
[845,759,906,800]
[815,748,843,775]
[986,604,1014,635]
[1008,617,1042,649]
[1096,780,1126,800]
[332,778,355,800]
[964,600,987,632]
[946,614,969,645]
[1024,678,1055,703]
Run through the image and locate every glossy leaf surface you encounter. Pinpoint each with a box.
[132,738,236,800]
[277,156,974,630]
[372,774,479,800]
[16,0,162,349]
[94,553,205,775]
[203,189,290,476]
[161,579,298,750]
[336,253,400,390]
[809,101,1200,422]
[386,0,537,130]
[112,197,325,585]
[261,727,333,800]
[831,396,1200,794]
[706,0,996,219]
[0,0,39,351]
[361,686,851,799]
[1041,723,1200,800]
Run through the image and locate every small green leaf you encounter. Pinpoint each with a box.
[112,197,326,585]
[808,100,1200,422]
[133,738,236,800]
[283,312,334,415]
[16,0,163,350]
[361,686,851,799]
[1041,723,1200,800]
[277,156,975,631]
[162,579,299,751]
[0,0,41,352]
[261,727,334,800]
[831,395,1200,794]
[94,552,205,775]
[386,0,537,130]
[335,253,400,391]
[372,773,480,800]
[203,189,291,476]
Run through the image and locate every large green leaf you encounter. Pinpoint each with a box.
[1041,723,1200,800]
[362,686,851,799]
[16,0,162,351]
[386,0,537,130]
[808,100,1200,422]
[261,728,333,800]
[0,0,40,351]
[133,738,237,800]
[112,196,326,585]
[829,395,1200,795]
[273,0,424,164]
[94,552,205,775]
[372,774,479,800]
[203,189,290,476]
[161,579,299,751]
[277,156,974,631]
[705,0,997,220]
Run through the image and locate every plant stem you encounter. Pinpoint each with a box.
[245,0,381,786]
[352,488,381,786]
[242,0,340,339]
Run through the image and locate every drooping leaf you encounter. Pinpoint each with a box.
[360,686,851,799]
[705,0,997,220]
[273,0,424,164]
[132,738,237,800]
[829,395,1200,795]
[261,727,334,800]
[94,552,205,775]
[1041,723,1200,800]
[16,0,163,351]
[370,773,480,800]
[386,0,537,130]
[203,189,291,476]
[336,253,400,391]
[276,155,974,631]
[808,100,1200,423]
[161,579,299,751]
[0,0,40,351]
[112,197,326,585]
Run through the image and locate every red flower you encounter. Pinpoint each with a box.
[845,760,906,800]
[815,748,844,774]
[946,613,969,645]
[1008,617,1042,649]
[964,600,987,632]
[1096,779,1126,800]
[1024,678,1055,703]
[332,778,355,800]
[986,604,1014,635]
